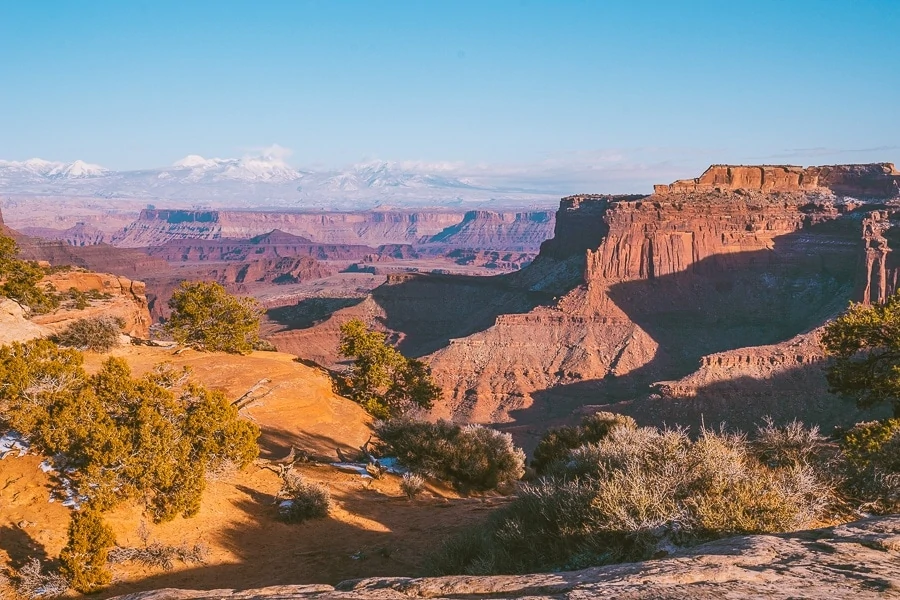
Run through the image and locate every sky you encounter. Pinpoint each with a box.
[1,0,898,191]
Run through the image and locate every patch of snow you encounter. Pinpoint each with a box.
[330,457,407,479]
[0,430,29,458]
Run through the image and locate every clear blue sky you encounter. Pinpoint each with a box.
[1,0,898,179]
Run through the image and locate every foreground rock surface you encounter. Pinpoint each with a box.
[112,516,900,600]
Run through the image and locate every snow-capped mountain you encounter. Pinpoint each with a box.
[0,158,107,180]
[0,153,562,209]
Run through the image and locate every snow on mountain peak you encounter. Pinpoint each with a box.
[173,154,221,169]
[0,158,106,179]
[48,160,107,179]
[0,151,561,208]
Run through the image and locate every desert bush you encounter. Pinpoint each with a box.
[54,315,124,351]
[822,292,900,417]
[9,557,69,599]
[59,509,115,593]
[838,419,900,513]
[531,411,637,474]
[400,472,426,499]
[336,319,441,418]
[252,338,278,352]
[752,417,831,468]
[375,418,525,492]
[108,542,208,570]
[166,281,263,354]
[0,233,58,314]
[429,422,833,575]
[277,472,332,523]
[0,340,259,522]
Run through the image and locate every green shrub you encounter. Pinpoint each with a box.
[59,509,115,593]
[166,281,263,354]
[838,419,900,513]
[252,338,278,352]
[336,319,441,418]
[0,234,58,314]
[375,418,525,492]
[429,422,832,575]
[54,315,124,352]
[531,411,637,474]
[0,340,260,522]
[277,473,332,523]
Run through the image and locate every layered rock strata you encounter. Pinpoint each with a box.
[654,163,900,198]
[289,164,899,429]
[112,209,556,251]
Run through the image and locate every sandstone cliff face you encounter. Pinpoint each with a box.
[422,210,555,251]
[144,236,375,263]
[110,516,900,600]
[654,162,900,198]
[32,271,152,337]
[112,209,556,251]
[18,222,108,246]
[427,188,861,424]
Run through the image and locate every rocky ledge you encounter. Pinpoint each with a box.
[113,516,900,600]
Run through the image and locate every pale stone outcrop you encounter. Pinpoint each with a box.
[110,516,900,600]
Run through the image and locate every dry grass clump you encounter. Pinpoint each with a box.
[400,472,426,499]
[277,472,332,523]
[53,315,124,352]
[7,558,69,599]
[429,420,835,576]
[375,418,525,492]
[108,542,209,571]
[752,417,830,468]
[531,411,637,474]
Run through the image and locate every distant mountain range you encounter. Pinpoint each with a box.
[0,155,562,209]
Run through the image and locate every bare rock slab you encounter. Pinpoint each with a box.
[111,515,900,600]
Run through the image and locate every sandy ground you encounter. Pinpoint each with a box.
[0,347,500,597]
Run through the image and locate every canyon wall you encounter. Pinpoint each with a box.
[426,186,863,424]
[654,162,900,198]
[112,209,554,249]
[284,164,899,431]
[112,208,556,250]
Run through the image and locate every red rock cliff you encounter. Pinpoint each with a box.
[654,163,900,198]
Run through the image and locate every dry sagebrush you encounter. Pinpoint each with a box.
[429,420,836,575]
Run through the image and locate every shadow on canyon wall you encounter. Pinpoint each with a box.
[370,273,559,357]
[497,218,871,445]
[266,297,366,331]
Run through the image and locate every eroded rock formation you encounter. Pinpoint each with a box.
[286,163,899,431]
[654,162,900,198]
[112,208,556,251]
[34,270,152,337]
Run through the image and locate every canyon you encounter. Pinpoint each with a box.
[110,208,556,250]
[273,163,900,439]
[6,163,900,435]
